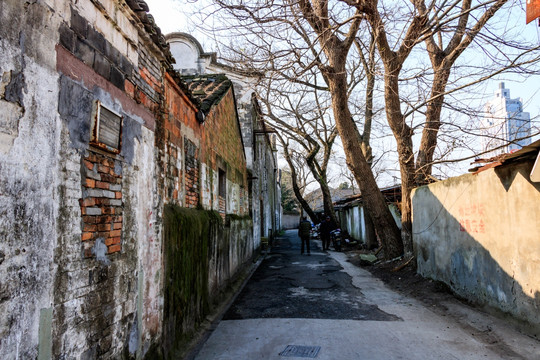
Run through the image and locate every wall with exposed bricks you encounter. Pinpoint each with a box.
[80,151,124,256]
[55,1,161,357]
[0,0,163,358]
[0,0,268,358]
[200,90,249,216]
[167,33,282,247]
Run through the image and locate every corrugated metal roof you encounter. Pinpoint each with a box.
[471,139,540,174]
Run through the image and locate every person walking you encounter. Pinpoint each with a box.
[298,216,312,255]
[319,215,336,251]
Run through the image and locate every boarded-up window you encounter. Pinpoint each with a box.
[91,101,122,153]
[218,168,226,198]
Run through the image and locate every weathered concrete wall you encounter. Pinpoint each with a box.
[282,213,301,229]
[412,160,540,328]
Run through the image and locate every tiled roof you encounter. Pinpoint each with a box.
[124,0,175,66]
[182,74,233,115]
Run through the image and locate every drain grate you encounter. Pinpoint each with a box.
[279,345,321,358]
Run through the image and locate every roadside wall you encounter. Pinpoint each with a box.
[166,33,282,247]
[282,213,301,229]
[412,160,540,328]
[162,206,253,357]
[1,0,163,358]
[0,1,67,358]
[0,0,260,358]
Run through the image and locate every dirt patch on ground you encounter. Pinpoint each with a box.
[348,253,457,310]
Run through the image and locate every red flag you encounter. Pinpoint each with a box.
[527,0,540,24]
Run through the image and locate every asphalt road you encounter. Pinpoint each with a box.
[224,231,399,322]
[194,230,540,360]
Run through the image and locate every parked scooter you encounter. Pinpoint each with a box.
[330,229,342,251]
[311,223,320,239]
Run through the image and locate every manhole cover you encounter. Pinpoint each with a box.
[279,345,321,358]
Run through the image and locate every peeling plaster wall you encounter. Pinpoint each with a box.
[0,1,64,358]
[412,160,540,328]
[1,1,272,358]
[130,126,161,355]
[0,0,163,358]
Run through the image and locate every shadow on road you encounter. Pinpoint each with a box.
[223,230,401,321]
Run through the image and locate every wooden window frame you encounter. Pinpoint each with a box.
[91,100,123,154]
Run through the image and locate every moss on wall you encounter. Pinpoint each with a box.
[161,205,222,357]
[225,213,252,224]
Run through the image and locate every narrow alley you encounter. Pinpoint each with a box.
[193,230,539,360]
[2,2,540,359]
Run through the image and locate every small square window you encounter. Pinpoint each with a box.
[91,101,123,153]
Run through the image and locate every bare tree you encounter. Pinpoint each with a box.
[259,77,340,225]
[193,0,540,259]
[342,0,540,254]
[294,1,403,257]
[278,136,319,223]
[195,0,403,258]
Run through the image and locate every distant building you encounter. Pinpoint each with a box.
[481,82,531,156]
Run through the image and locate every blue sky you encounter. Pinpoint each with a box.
[145,0,540,185]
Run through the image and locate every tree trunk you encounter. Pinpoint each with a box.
[415,67,451,184]
[360,34,376,165]
[305,158,338,225]
[327,66,403,259]
[282,143,318,223]
[382,63,415,256]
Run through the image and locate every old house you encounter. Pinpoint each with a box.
[166,32,282,245]
[0,0,278,358]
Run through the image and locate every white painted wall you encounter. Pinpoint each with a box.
[0,1,65,357]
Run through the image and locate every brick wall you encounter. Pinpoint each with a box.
[163,75,200,206]
[59,8,133,92]
[202,91,247,173]
[80,150,123,256]
[201,90,249,216]
[130,42,163,113]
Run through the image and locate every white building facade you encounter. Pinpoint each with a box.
[481,82,531,156]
